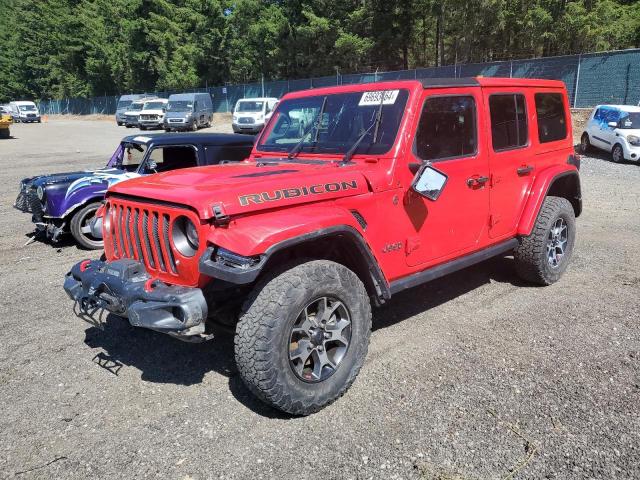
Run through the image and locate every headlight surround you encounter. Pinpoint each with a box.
[36,186,44,200]
[627,134,640,146]
[172,216,199,257]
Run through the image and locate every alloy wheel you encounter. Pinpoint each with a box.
[288,296,351,383]
[546,218,568,268]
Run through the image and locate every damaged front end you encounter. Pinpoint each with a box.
[15,180,67,242]
[64,258,210,342]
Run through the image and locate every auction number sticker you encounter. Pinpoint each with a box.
[359,90,399,106]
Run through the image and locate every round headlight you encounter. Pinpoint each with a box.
[172,216,199,257]
[36,186,44,200]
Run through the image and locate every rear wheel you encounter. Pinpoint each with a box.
[580,133,591,153]
[70,201,103,250]
[235,260,371,415]
[612,144,624,163]
[514,196,575,285]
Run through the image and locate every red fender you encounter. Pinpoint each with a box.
[517,164,579,236]
[205,203,365,257]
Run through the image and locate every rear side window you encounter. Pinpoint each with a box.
[415,96,477,161]
[489,94,528,151]
[535,93,567,143]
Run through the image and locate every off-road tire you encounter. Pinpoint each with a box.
[612,144,624,163]
[140,125,147,131]
[70,201,104,250]
[514,196,575,285]
[580,133,591,153]
[235,260,372,415]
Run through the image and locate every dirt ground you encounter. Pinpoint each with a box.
[0,117,639,480]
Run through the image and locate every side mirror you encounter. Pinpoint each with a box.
[608,121,618,128]
[411,164,448,201]
[147,160,158,172]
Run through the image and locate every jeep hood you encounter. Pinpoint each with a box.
[107,161,370,219]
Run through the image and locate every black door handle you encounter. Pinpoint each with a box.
[517,165,534,176]
[466,175,489,187]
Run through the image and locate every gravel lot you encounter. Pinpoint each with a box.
[0,118,639,480]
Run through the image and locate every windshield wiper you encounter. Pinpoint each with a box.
[340,93,385,165]
[288,96,328,159]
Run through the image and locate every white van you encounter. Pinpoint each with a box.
[139,98,169,130]
[232,97,278,134]
[10,101,41,123]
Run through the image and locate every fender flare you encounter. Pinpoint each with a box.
[517,165,581,237]
[199,224,390,300]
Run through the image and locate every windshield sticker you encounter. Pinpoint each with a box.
[358,90,399,106]
[132,136,152,143]
[624,120,632,127]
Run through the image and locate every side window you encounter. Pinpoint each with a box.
[415,95,477,161]
[489,94,528,151]
[146,146,198,172]
[593,108,603,121]
[534,93,567,143]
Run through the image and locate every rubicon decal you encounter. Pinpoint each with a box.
[238,180,359,206]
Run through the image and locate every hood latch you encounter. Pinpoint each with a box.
[212,203,230,226]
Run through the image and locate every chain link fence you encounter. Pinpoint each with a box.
[37,48,640,116]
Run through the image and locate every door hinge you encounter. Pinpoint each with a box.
[489,214,500,228]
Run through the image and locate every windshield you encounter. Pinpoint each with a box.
[619,111,640,129]
[19,104,36,111]
[237,101,264,113]
[129,102,144,111]
[167,101,193,112]
[258,90,409,155]
[111,142,148,172]
[117,100,133,110]
[144,101,166,110]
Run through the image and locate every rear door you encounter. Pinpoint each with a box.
[484,90,536,239]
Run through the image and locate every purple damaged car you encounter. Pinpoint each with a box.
[14,133,255,249]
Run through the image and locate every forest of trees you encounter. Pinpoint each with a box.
[0,0,638,102]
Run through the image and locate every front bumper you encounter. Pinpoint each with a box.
[232,122,264,134]
[139,119,163,128]
[164,118,194,130]
[64,258,208,338]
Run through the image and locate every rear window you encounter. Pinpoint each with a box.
[489,94,528,151]
[535,93,567,143]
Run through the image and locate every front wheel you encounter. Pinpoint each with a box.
[235,260,372,415]
[514,196,575,285]
[70,202,103,250]
[612,144,624,163]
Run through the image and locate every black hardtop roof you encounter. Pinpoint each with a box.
[122,132,254,147]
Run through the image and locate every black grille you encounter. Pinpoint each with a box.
[238,117,254,124]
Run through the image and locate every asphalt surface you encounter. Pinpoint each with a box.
[0,119,639,479]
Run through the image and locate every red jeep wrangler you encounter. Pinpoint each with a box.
[64,78,581,415]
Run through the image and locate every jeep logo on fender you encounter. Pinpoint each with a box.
[238,180,358,206]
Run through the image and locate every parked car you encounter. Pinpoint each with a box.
[15,133,255,249]
[0,105,11,115]
[124,97,156,128]
[232,97,279,134]
[139,98,168,130]
[164,93,213,132]
[9,101,41,123]
[115,94,144,126]
[580,104,640,162]
[64,77,581,415]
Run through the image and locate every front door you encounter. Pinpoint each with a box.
[402,89,490,267]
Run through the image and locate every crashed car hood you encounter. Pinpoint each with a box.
[107,161,370,219]
[25,168,135,190]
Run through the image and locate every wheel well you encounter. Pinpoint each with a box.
[260,232,388,305]
[547,173,582,217]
